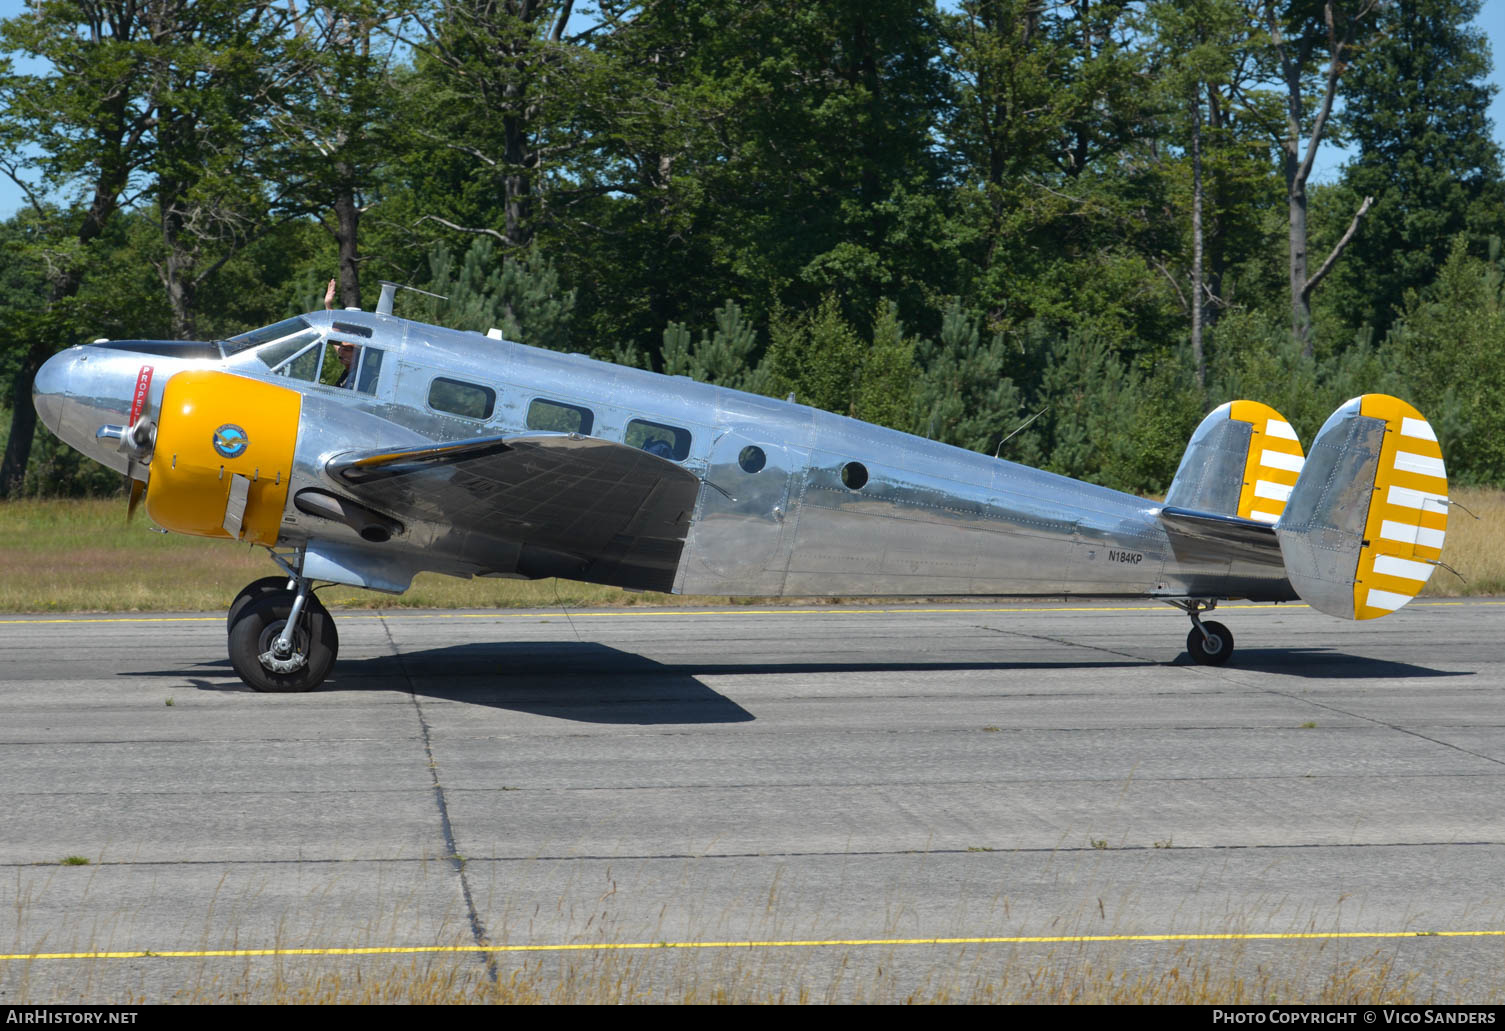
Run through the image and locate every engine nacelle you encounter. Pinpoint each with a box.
[145,370,302,546]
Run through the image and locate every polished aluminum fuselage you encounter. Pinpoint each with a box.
[35,308,1294,602]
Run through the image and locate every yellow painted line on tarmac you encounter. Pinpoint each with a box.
[0,599,1501,626]
[4,928,1502,962]
[0,615,223,625]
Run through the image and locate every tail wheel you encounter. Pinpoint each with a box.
[1187,620,1234,666]
[228,592,339,692]
[227,576,291,631]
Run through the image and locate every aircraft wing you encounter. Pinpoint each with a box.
[327,434,701,592]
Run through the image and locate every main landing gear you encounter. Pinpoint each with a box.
[1167,599,1234,666]
[227,573,339,692]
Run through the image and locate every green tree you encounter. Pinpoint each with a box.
[660,300,767,394]
[0,0,159,495]
[141,0,302,337]
[404,0,586,252]
[1146,0,1281,391]
[569,0,951,355]
[1255,0,1381,353]
[764,295,865,416]
[1387,237,1505,485]
[912,300,1025,454]
[418,237,577,351]
[1328,0,1503,338]
[852,302,920,431]
[274,0,409,308]
[940,1,1188,363]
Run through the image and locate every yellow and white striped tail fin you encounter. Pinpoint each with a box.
[1165,400,1304,521]
[1229,400,1304,524]
[1274,394,1447,621]
[1351,396,1447,619]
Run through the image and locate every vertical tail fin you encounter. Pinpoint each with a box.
[1166,400,1304,523]
[1275,395,1447,620]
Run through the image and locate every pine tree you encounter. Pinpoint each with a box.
[1332,0,1503,337]
[420,238,576,351]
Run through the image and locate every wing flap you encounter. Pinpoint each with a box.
[327,434,701,592]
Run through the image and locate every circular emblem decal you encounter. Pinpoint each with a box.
[212,424,250,459]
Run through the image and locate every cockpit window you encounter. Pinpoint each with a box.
[257,331,323,373]
[354,348,383,394]
[224,316,314,356]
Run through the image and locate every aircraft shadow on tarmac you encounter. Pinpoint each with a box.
[123,640,1151,725]
[128,642,756,725]
[122,640,1465,725]
[1188,647,1471,680]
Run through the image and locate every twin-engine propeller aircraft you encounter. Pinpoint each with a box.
[32,284,1450,691]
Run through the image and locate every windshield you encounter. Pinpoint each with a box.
[256,331,324,372]
[223,316,315,356]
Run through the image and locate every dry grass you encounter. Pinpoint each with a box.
[14,936,1460,1005]
[0,499,729,612]
[1,489,1500,613]
[212,949,1424,1004]
[1419,486,1505,596]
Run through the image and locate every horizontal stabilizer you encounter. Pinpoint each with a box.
[1157,505,1285,569]
[1274,395,1447,620]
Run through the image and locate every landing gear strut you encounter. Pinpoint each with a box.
[1167,599,1234,666]
[227,572,339,692]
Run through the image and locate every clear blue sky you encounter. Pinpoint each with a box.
[0,0,1503,216]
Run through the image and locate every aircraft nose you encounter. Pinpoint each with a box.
[31,348,75,435]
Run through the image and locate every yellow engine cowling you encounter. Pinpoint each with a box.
[145,370,302,546]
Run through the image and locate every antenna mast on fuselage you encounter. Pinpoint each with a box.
[374,281,447,317]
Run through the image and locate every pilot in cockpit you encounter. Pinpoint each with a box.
[334,341,358,387]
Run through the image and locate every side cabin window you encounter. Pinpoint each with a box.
[526,398,594,435]
[626,418,691,461]
[429,377,495,420]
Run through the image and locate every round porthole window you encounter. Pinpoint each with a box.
[841,461,868,490]
[738,445,766,474]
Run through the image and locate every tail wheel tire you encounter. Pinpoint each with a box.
[229,592,339,692]
[227,576,292,631]
[1187,621,1234,666]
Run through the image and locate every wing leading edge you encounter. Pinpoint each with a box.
[327,434,702,592]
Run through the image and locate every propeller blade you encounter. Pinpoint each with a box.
[127,475,146,521]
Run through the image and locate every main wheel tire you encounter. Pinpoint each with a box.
[227,576,291,631]
[228,592,339,692]
[1187,620,1234,666]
